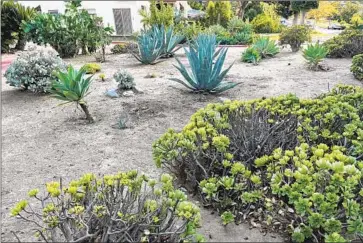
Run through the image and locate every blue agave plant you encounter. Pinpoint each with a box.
[171,34,238,93]
[163,26,184,57]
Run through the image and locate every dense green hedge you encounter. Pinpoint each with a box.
[153,85,363,242]
[351,54,363,81]
[323,29,363,58]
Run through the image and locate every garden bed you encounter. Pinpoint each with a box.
[1,46,362,242]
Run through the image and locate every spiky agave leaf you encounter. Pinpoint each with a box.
[242,47,261,64]
[303,42,328,69]
[132,27,164,64]
[253,36,279,58]
[164,26,184,56]
[171,34,239,94]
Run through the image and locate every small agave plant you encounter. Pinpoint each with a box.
[253,36,279,58]
[241,47,261,64]
[303,42,328,70]
[50,66,94,123]
[171,34,238,94]
[162,25,184,57]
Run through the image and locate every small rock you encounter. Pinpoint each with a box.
[218,97,230,102]
[69,163,74,167]
[133,86,144,94]
[105,88,119,98]
[123,90,134,97]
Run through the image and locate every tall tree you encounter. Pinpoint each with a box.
[291,0,319,25]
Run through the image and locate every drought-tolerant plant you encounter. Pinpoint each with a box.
[153,85,363,242]
[207,25,229,36]
[50,66,94,123]
[251,14,281,33]
[171,34,238,93]
[139,0,174,28]
[323,29,363,58]
[132,27,164,64]
[98,73,106,81]
[113,70,135,90]
[227,16,245,33]
[253,36,279,58]
[279,25,312,52]
[10,171,204,242]
[111,43,128,54]
[206,1,233,27]
[4,48,66,93]
[303,42,328,70]
[82,63,101,74]
[176,21,205,42]
[1,0,22,52]
[161,25,184,57]
[351,54,363,81]
[241,46,261,64]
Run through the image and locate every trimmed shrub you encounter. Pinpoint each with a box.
[111,43,128,54]
[323,29,363,58]
[279,25,312,52]
[153,85,363,242]
[351,54,363,81]
[82,63,101,74]
[113,70,135,90]
[4,48,66,93]
[10,171,204,242]
[251,14,281,33]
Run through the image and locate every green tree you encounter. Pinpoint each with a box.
[291,0,319,25]
[338,2,361,23]
[206,1,233,27]
[139,0,174,28]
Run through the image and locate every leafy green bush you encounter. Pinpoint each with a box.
[351,54,363,81]
[4,48,66,93]
[241,46,261,64]
[253,36,279,58]
[1,0,22,53]
[51,65,94,123]
[111,43,128,54]
[207,25,229,37]
[139,0,174,28]
[303,42,328,70]
[10,171,204,242]
[227,16,245,33]
[251,14,281,33]
[209,22,254,45]
[279,25,312,52]
[153,85,363,242]
[175,22,205,42]
[205,1,233,27]
[82,63,101,74]
[323,29,363,58]
[113,70,135,90]
[171,34,238,94]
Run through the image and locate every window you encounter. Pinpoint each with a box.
[48,10,59,15]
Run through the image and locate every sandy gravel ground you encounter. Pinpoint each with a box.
[1,46,362,242]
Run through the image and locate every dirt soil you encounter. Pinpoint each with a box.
[1,46,362,242]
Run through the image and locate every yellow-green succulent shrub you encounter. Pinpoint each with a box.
[82,63,101,74]
[153,85,363,242]
[10,171,204,242]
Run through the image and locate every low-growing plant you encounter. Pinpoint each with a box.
[132,27,164,64]
[351,54,363,81]
[227,17,245,33]
[303,42,328,70]
[50,66,94,123]
[323,29,363,58]
[279,25,312,52]
[251,14,281,33]
[111,43,128,54]
[98,73,106,81]
[253,36,279,58]
[241,46,261,64]
[176,22,205,42]
[82,63,101,74]
[10,171,204,242]
[117,114,129,129]
[171,34,239,94]
[153,85,363,242]
[113,70,135,90]
[207,25,229,37]
[4,48,66,93]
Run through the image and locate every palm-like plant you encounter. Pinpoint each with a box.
[171,34,238,94]
[303,42,328,70]
[50,66,94,123]
[253,36,279,58]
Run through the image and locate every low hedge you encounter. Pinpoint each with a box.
[323,29,363,58]
[351,54,363,81]
[153,85,363,242]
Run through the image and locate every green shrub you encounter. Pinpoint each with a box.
[153,85,363,242]
[227,17,246,33]
[176,22,205,42]
[113,70,135,90]
[323,29,363,58]
[4,48,66,93]
[351,54,363,81]
[171,34,238,94]
[139,0,174,28]
[279,25,312,52]
[10,171,204,242]
[251,14,281,33]
[111,43,128,54]
[207,25,229,36]
[241,46,261,64]
[82,63,101,74]
[1,1,22,53]
[205,1,233,27]
[51,65,94,123]
[253,36,279,58]
[303,42,328,70]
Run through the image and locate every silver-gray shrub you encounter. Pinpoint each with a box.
[113,70,135,90]
[4,48,66,93]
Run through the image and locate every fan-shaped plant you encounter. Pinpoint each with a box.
[132,27,164,64]
[50,66,94,123]
[303,42,328,70]
[162,25,184,57]
[241,46,261,64]
[253,36,279,58]
[171,34,238,94]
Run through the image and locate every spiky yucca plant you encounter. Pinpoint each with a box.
[51,66,94,123]
[241,47,261,64]
[303,42,328,70]
[171,34,238,94]
[253,36,279,58]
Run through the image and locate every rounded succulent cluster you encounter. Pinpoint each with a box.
[4,49,66,93]
[11,171,204,242]
[113,69,135,90]
[153,85,363,242]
